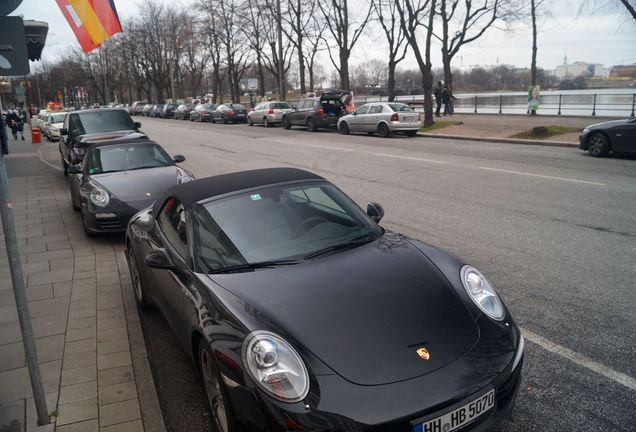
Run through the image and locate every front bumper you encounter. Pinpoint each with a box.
[579,131,590,150]
[83,199,153,234]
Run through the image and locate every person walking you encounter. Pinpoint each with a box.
[442,85,451,116]
[6,111,24,140]
[434,81,443,117]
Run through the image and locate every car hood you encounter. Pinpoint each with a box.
[209,234,480,386]
[91,166,178,205]
[79,131,146,144]
[586,119,634,130]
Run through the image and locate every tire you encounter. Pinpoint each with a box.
[405,130,418,137]
[247,116,253,126]
[223,117,228,124]
[127,246,152,309]
[377,122,390,138]
[198,342,236,432]
[307,117,317,132]
[283,116,291,130]
[71,187,80,211]
[339,121,350,135]
[263,117,270,128]
[61,157,68,177]
[587,132,610,157]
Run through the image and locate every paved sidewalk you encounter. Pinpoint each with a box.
[0,130,164,432]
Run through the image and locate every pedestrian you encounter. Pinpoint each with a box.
[448,86,457,115]
[442,85,451,116]
[434,81,443,117]
[6,111,24,140]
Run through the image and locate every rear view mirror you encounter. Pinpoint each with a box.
[59,128,68,135]
[134,121,142,128]
[173,155,185,163]
[145,249,175,271]
[68,165,82,174]
[367,202,385,223]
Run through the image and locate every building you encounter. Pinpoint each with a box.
[555,61,604,79]
[609,64,636,80]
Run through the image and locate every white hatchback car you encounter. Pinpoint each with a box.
[338,102,420,138]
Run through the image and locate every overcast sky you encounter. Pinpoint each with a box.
[11,0,636,72]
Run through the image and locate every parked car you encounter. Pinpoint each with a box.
[160,104,178,119]
[69,139,193,236]
[578,117,636,157]
[247,101,292,127]
[130,101,148,116]
[45,112,67,141]
[59,108,145,175]
[125,166,523,432]
[35,112,49,132]
[174,104,194,120]
[212,103,248,124]
[338,102,420,138]
[142,104,154,117]
[189,104,217,122]
[282,90,353,132]
[151,104,165,118]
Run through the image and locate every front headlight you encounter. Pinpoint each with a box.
[90,187,110,207]
[460,266,504,321]
[582,128,590,134]
[176,168,193,184]
[242,331,310,403]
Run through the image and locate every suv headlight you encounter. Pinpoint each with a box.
[176,168,193,184]
[90,187,110,207]
[242,331,310,403]
[460,266,504,321]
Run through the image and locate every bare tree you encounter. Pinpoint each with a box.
[181,12,210,98]
[243,0,268,97]
[395,0,436,126]
[372,0,408,101]
[283,0,316,93]
[318,0,374,90]
[262,0,294,98]
[199,0,225,102]
[304,14,328,91]
[579,0,636,22]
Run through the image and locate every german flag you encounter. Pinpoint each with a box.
[56,0,122,53]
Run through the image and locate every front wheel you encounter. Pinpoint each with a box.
[377,123,390,138]
[263,117,270,128]
[339,122,350,135]
[283,117,291,130]
[199,342,235,432]
[587,132,610,157]
[61,157,68,177]
[127,247,152,309]
[247,116,253,126]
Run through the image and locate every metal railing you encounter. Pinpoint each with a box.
[353,92,636,117]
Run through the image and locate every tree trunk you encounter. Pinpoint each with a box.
[298,42,306,94]
[442,49,452,89]
[339,49,350,90]
[257,57,265,97]
[531,0,537,86]
[387,59,396,102]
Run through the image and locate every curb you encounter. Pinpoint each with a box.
[418,133,578,148]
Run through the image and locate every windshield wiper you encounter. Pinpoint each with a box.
[208,259,300,274]
[128,165,165,171]
[304,234,376,260]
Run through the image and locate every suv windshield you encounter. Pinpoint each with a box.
[195,181,382,271]
[74,110,136,135]
[85,143,172,175]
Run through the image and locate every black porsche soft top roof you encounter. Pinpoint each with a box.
[152,167,324,216]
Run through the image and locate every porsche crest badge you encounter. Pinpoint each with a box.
[416,347,430,360]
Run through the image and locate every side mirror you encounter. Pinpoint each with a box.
[68,165,82,174]
[173,155,185,163]
[366,202,385,223]
[353,112,357,116]
[144,249,175,271]
[60,128,68,135]
[134,121,142,128]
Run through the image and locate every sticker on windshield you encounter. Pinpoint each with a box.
[250,194,262,201]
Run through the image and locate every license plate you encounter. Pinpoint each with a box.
[414,389,494,432]
[404,116,417,122]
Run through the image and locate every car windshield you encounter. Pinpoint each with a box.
[50,113,66,123]
[231,104,246,109]
[388,103,414,112]
[75,111,136,134]
[85,143,172,175]
[195,181,383,272]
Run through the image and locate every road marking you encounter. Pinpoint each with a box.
[478,166,605,186]
[372,152,448,164]
[522,328,636,391]
[298,143,355,152]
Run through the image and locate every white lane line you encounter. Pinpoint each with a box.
[372,153,448,164]
[478,166,606,186]
[522,328,636,391]
[299,143,355,152]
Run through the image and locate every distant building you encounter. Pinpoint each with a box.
[555,62,604,79]
[609,64,636,80]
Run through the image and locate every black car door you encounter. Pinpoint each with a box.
[291,99,307,125]
[613,120,636,153]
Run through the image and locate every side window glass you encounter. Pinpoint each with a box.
[370,105,383,114]
[158,198,188,258]
[356,106,370,115]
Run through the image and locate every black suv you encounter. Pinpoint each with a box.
[282,91,353,132]
[59,108,145,175]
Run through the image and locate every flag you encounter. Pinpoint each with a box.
[56,0,122,53]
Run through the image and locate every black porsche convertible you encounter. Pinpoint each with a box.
[69,139,193,236]
[125,168,523,432]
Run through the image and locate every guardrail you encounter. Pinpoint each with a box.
[354,92,636,117]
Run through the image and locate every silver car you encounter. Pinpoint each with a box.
[247,101,293,127]
[337,102,420,138]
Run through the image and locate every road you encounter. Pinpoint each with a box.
[128,116,636,431]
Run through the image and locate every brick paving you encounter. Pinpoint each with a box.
[1,131,164,431]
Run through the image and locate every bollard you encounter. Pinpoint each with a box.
[558,94,562,116]
[31,127,41,143]
[474,95,478,113]
[592,94,596,116]
[631,94,635,117]
[498,95,502,114]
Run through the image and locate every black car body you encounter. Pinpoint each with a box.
[175,104,194,120]
[283,91,353,131]
[579,117,636,157]
[59,108,144,174]
[190,104,217,122]
[69,139,193,235]
[125,167,523,432]
[212,103,248,123]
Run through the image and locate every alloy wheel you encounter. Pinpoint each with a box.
[200,347,230,432]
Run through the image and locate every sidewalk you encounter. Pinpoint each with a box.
[419,113,616,146]
[0,129,164,432]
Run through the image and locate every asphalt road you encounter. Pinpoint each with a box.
[132,116,636,431]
